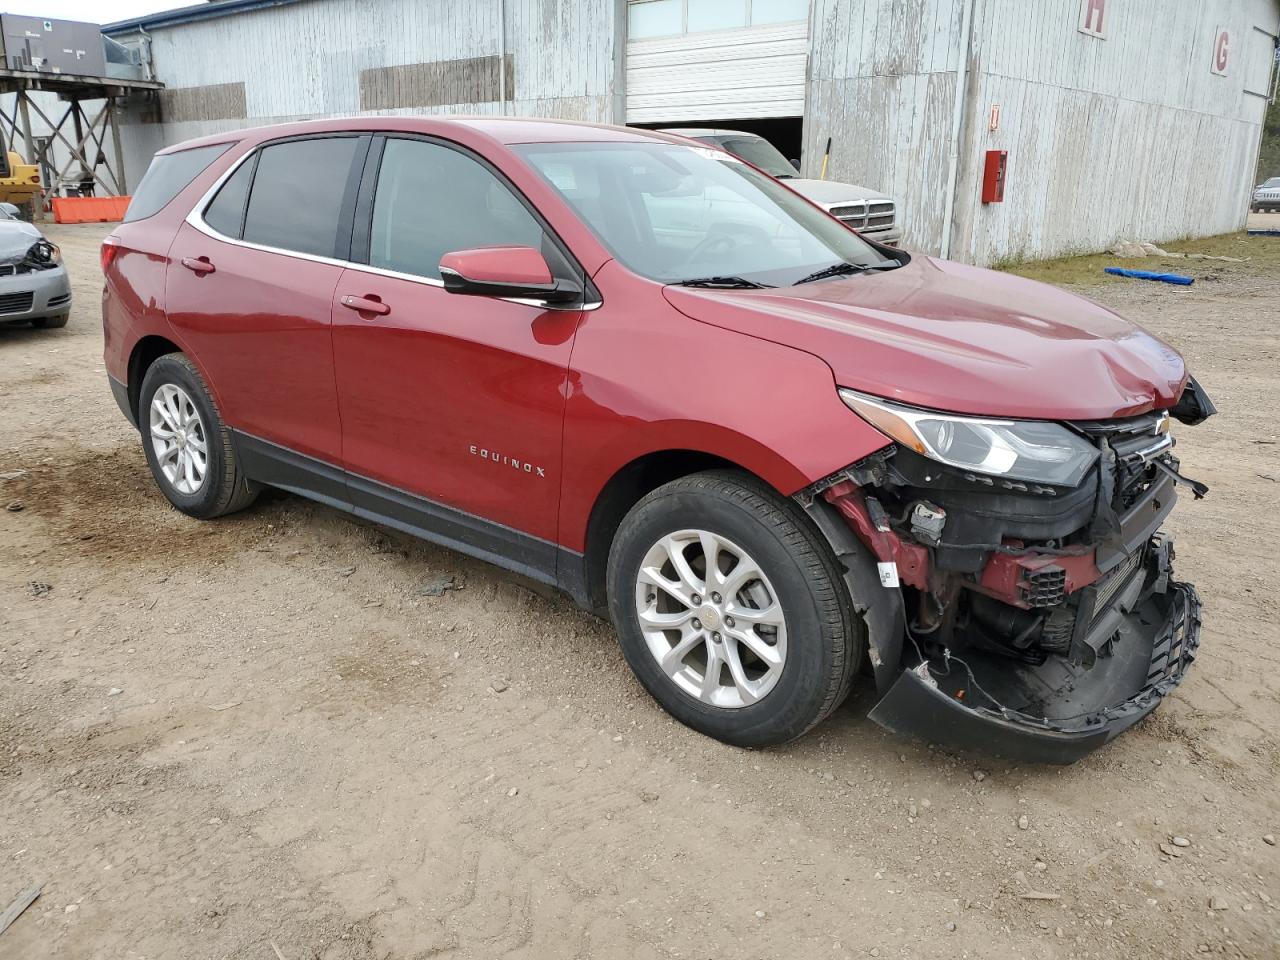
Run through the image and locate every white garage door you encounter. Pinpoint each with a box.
[625,0,810,124]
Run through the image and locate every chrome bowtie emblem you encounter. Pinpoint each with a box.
[697,605,721,630]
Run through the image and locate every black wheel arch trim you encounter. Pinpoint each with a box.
[800,495,905,693]
[108,374,135,427]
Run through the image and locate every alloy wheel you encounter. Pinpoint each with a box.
[149,383,208,495]
[634,529,788,709]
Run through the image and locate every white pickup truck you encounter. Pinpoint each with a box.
[659,128,902,246]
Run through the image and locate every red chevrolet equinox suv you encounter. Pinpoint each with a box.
[102,118,1215,762]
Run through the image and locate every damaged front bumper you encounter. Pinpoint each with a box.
[869,575,1200,764]
[800,406,1208,764]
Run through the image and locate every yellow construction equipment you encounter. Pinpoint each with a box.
[0,147,42,206]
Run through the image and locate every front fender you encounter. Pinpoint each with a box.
[558,263,891,551]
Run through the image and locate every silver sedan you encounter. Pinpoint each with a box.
[0,203,72,329]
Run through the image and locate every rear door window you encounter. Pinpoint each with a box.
[124,143,231,223]
[242,137,361,258]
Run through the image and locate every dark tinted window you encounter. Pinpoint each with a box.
[243,137,359,257]
[202,155,255,238]
[124,143,231,223]
[370,138,544,280]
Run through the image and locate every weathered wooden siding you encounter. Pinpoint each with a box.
[112,0,1279,264]
[117,0,620,157]
[805,0,1279,263]
[359,56,515,111]
[804,0,969,254]
[951,0,1280,264]
[156,82,248,123]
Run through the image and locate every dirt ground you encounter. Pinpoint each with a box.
[1,219,1277,960]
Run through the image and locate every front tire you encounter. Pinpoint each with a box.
[607,471,861,747]
[138,353,257,519]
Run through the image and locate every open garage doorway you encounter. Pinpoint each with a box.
[622,0,810,166]
[631,116,805,169]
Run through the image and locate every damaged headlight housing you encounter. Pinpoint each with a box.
[839,389,1099,487]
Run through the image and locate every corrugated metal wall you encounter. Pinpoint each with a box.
[806,0,1279,263]
[114,0,1279,265]
[805,0,968,256]
[950,0,1280,263]
[117,0,619,177]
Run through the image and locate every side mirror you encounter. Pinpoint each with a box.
[439,246,581,304]
[789,158,801,172]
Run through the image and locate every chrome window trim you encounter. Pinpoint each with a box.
[184,144,601,311]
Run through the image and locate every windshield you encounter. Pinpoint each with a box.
[516,141,897,286]
[714,135,795,178]
[1264,178,1280,188]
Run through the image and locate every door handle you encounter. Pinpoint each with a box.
[340,294,390,316]
[180,256,215,275]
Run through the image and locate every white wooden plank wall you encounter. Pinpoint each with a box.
[119,0,619,153]
[805,0,967,253]
[950,0,1280,263]
[114,0,1280,263]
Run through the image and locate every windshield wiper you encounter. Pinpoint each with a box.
[794,261,899,285]
[672,276,772,289]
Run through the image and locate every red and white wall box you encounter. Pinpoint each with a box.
[981,150,1007,204]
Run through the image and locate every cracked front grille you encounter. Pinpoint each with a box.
[1072,412,1171,508]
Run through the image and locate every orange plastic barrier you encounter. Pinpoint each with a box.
[51,196,132,224]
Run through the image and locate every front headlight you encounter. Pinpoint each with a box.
[839,389,1099,487]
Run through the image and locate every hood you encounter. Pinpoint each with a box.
[663,256,1187,421]
[784,178,892,206]
[0,220,44,262]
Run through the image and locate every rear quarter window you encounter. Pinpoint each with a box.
[202,155,256,238]
[124,143,232,223]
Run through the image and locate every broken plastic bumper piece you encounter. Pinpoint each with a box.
[868,578,1200,764]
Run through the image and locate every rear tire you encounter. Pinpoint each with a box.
[607,471,861,747]
[31,312,68,329]
[138,353,257,519]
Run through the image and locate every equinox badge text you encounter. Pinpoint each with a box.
[469,444,546,477]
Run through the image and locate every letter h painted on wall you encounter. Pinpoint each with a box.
[1078,0,1106,39]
